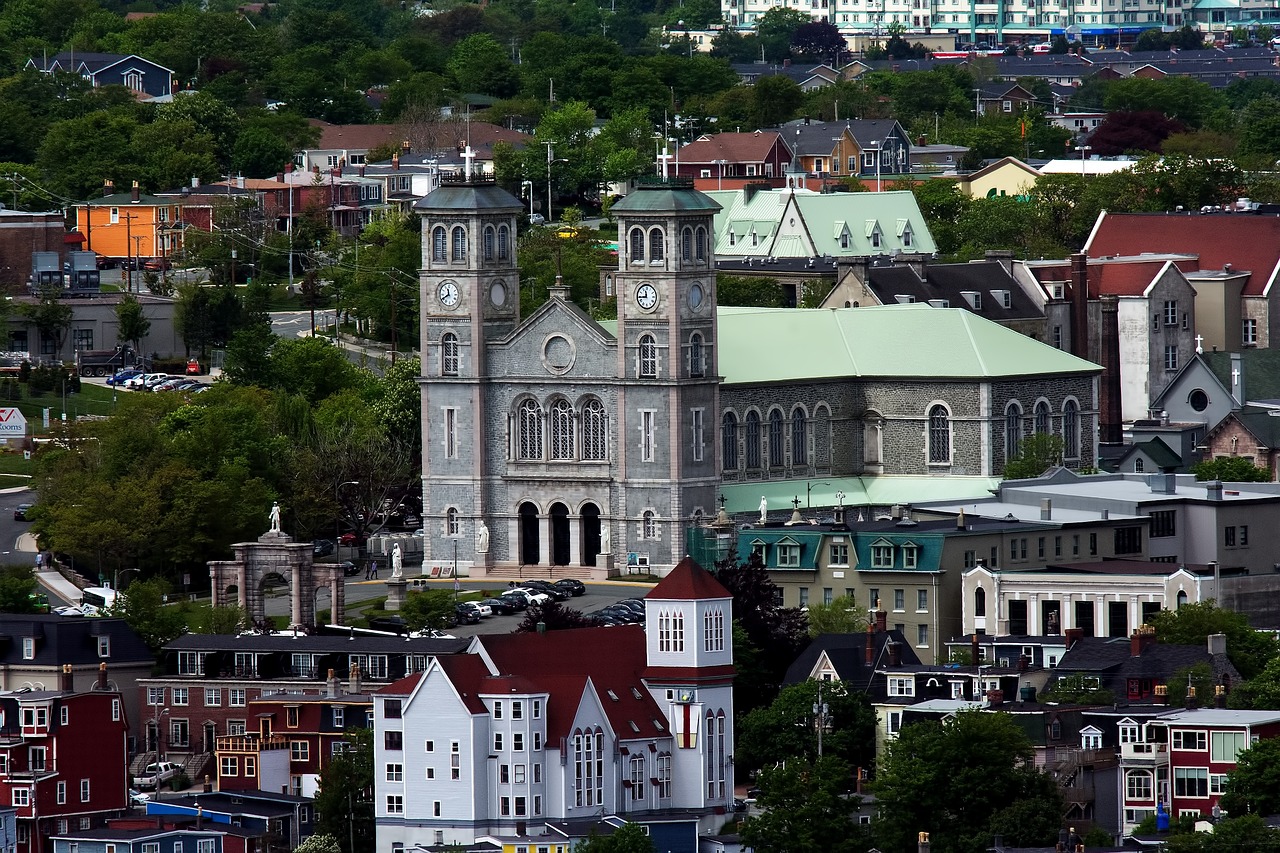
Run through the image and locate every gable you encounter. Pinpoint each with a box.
[488,298,616,378]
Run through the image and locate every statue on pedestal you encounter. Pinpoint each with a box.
[390,543,404,579]
[600,521,611,556]
[475,520,490,554]
[268,502,282,534]
[759,496,768,524]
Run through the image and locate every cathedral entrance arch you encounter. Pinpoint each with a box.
[550,503,571,566]
[519,502,541,564]
[208,528,346,629]
[580,503,601,567]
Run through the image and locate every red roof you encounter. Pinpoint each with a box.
[378,671,424,696]
[677,131,788,166]
[1028,257,1198,298]
[646,557,730,601]
[1086,212,1280,296]
[478,626,668,740]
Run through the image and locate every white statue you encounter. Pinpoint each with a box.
[759,496,768,523]
[268,502,282,533]
[475,520,490,554]
[599,521,611,555]
[390,543,403,579]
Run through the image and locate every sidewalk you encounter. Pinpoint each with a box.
[37,569,85,605]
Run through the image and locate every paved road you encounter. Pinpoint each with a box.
[268,310,399,374]
[0,488,37,567]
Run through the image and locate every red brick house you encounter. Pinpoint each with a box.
[0,669,129,853]
[215,678,371,796]
[673,132,793,190]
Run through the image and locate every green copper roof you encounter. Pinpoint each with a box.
[611,180,721,214]
[722,475,1001,513]
[414,181,522,212]
[716,304,1101,383]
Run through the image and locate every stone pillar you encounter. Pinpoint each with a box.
[385,577,408,612]
[331,577,344,624]
[237,564,248,612]
[568,517,581,567]
[291,563,304,629]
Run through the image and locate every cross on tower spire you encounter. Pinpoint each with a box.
[462,145,477,180]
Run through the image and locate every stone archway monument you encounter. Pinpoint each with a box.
[208,502,346,629]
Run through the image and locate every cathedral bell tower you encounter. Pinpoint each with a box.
[414,157,521,571]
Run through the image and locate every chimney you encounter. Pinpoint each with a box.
[191,175,200,188]
[349,663,362,694]
[971,633,981,667]
[1215,684,1227,708]
[875,602,887,633]
[59,663,73,693]
[1206,480,1224,501]
[1154,683,1168,705]
[358,165,366,177]
[103,178,115,196]
[1230,352,1244,404]
[237,175,246,189]
[402,139,411,153]
[1068,252,1089,357]
[392,153,400,171]
[986,688,1003,707]
[197,805,204,830]
[956,508,966,530]
[1152,472,1177,495]
[1017,654,1030,673]
[917,135,927,146]
[131,181,140,203]
[1040,499,1052,520]
[866,622,875,665]
[918,831,930,853]
[1207,633,1227,656]
[327,668,340,698]
[276,172,284,183]
[97,662,108,690]
[550,275,570,301]
[1099,295,1123,445]
[1130,624,1157,656]
[1101,509,1110,520]
[887,640,901,666]
[1064,627,1083,649]
[1185,684,1199,709]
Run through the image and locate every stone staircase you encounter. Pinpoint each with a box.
[480,565,592,581]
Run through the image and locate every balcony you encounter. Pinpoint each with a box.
[216,734,289,753]
[1120,742,1168,764]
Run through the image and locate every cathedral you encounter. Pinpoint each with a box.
[416,174,719,578]
[415,173,1103,578]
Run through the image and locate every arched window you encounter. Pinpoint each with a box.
[703,609,724,651]
[768,409,785,467]
[745,411,761,469]
[582,398,607,461]
[441,332,459,376]
[791,407,807,465]
[1005,402,1022,461]
[517,399,543,460]
[642,510,658,539]
[974,586,986,617]
[483,226,495,261]
[432,226,447,262]
[638,334,658,378]
[497,225,510,260]
[629,227,645,263]
[1063,400,1080,459]
[928,405,951,464]
[649,228,664,262]
[695,226,708,261]
[1035,400,1051,435]
[681,228,692,262]
[689,333,704,377]
[550,398,575,459]
[446,507,459,536]
[722,412,738,469]
[451,226,466,261]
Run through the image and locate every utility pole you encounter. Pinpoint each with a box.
[813,680,829,757]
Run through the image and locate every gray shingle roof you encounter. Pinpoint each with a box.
[0,615,152,666]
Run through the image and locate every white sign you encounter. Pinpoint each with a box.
[0,408,26,436]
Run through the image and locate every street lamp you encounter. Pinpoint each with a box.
[521,180,534,221]
[152,705,169,760]
[335,480,360,558]
[545,144,569,225]
[868,144,882,191]
[806,481,832,509]
[114,567,141,592]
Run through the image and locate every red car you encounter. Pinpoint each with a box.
[338,532,366,546]
[185,359,201,375]
[142,258,171,272]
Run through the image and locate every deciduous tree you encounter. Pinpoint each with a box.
[1190,456,1271,482]
[805,595,869,637]
[736,679,877,773]
[741,755,872,853]
[1221,740,1280,820]
[314,727,373,853]
[1148,601,1279,680]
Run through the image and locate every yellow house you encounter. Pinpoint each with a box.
[76,181,184,263]
[956,156,1042,200]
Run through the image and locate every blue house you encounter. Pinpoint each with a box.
[52,824,229,853]
[144,791,314,850]
[25,53,174,99]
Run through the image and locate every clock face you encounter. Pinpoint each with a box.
[438,281,460,307]
[490,280,507,307]
[689,282,704,310]
[636,283,658,310]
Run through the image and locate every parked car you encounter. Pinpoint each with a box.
[155,378,188,391]
[338,531,366,546]
[313,539,336,558]
[339,561,361,577]
[528,213,546,225]
[107,369,142,386]
[133,761,183,790]
[553,578,586,597]
[454,604,480,625]
[509,587,553,606]
[14,504,32,521]
[522,580,569,601]
[129,789,151,807]
[125,372,167,389]
[497,591,530,611]
[367,615,410,635]
[143,373,176,390]
[482,597,517,615]
[185,359,201,375]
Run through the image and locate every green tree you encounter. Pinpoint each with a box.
[1148,600,1280,680]
[716,274,788,307]
[1166,662,1216,708]
[1236,96,1280,166]
[805,595,869,637]
[187,602,248,634]
[295,834,342,853]
[1190,456,1271,482]
[1233,656,1280,710]
[755,7,809,61]
[1040,674,1114,705]
[736,679,878,774]
[874,711,1064,853]
[399,589,456,632]
[109,577,187,653]
[115,294,151,352]
[575,822,655,853]
[752,75,803,128]
[314,727,373,853]
[1004,433,1065,479]
[447,33,519,97]
[1221,740,1280,819]
[1134,28,1168,51]
[741,755,872,853]
[0,565,41,614]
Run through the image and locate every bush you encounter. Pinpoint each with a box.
[169,771,191,791]
[0,378,21,401]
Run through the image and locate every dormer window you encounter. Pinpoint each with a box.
[22,638,34,660]
[776,539,801,568]
[871,539,894,568]
[902,542,919,569]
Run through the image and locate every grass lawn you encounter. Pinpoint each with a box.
[10,382,118,424]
